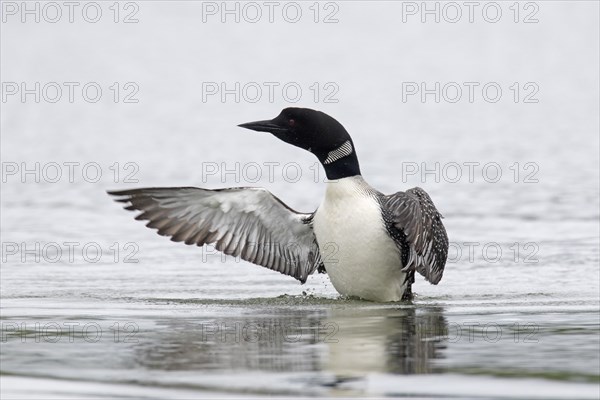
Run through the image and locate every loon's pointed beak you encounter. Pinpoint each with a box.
[238,119,287,134]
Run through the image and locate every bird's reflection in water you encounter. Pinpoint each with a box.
[134,304,447,376]
[326,306,447,375]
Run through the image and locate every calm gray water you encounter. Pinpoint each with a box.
[1,1,599,398]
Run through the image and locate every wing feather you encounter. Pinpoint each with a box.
[108,187,322,283]
[383,187,448,284]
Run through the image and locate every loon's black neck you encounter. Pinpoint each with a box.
[320,152,361,180]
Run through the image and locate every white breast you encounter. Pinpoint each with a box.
[313,176,407,302]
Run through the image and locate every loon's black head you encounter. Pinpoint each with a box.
[238,107,361,180]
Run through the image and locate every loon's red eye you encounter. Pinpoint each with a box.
[289,119,295,126]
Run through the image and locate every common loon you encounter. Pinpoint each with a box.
[108,108,448,302]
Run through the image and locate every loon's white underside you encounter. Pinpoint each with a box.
[313,176,408,302]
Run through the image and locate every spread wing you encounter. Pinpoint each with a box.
[383,187,448,284]
[108,187,322,283]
